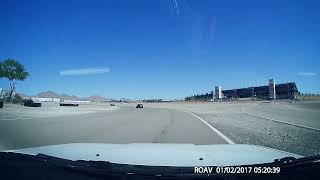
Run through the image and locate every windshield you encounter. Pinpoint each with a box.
[0,0,319,171]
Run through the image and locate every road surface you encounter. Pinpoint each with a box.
[0,106,228,151]
[1,101,319,156]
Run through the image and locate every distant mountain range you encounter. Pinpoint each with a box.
[83,95,110,102]
[19,90,113,102]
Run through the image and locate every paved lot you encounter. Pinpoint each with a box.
[0,101,319,156]
[0,103,118,120]
[0,103,228,151]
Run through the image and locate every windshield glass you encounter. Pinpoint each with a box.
[0,0,319,168]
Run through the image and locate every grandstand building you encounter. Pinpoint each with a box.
[222,81,298,99]
[185,79,299,101]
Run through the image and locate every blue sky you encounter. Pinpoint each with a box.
[0,0,319,99]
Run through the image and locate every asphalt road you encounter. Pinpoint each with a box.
[1,101,319,156]
[0,106,228,151]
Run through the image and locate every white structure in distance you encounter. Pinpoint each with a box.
[214,86,222,99]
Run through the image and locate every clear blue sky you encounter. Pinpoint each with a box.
[0,0,319,99]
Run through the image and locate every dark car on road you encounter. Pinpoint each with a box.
[110,103,116,106]
[136,104,143,108]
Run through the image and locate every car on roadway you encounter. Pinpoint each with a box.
[136,104,143,108]
[110,103,116,106]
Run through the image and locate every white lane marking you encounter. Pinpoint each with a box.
[180,110,235,144]
[240,103,320,132]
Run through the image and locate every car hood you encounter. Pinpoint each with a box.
[8,143,301,167]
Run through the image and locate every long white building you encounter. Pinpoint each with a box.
[31,97,61,102]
